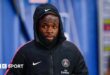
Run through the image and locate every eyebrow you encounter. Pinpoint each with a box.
[42,18,59,22]
[41,22,58,25]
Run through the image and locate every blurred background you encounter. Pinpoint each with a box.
[0,0,110,75]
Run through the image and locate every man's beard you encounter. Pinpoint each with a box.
[38,32,58,49]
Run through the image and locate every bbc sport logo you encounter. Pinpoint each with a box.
[0,64,24,69]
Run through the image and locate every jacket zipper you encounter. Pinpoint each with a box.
[50,51,53,75]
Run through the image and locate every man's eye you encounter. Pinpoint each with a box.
[42,25,47,29]
[53,26,57,29]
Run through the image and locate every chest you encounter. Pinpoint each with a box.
[25,47,76,75]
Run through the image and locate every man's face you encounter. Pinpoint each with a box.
[39,14,59,42]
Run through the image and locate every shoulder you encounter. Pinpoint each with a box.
[11,40,36,61]
[62,41,85,61]
[62,41,81,54]
[16,40,35,53]
[62,41,78,50]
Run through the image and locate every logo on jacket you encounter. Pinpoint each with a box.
[32,61,41,66]
[44,9,50,12]
[61,58,70,68]
[61,69,70,75]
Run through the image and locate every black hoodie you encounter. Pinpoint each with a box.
[5,3,88,75]
[33,3,66,49]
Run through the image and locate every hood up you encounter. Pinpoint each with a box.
[33,3,66,49]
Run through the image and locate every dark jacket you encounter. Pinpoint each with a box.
[5,3,88,75]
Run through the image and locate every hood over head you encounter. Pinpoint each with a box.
[33,3,66,49]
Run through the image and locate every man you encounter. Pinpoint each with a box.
[5,3,88,75]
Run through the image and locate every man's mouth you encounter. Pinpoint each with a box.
[46,36,54,40]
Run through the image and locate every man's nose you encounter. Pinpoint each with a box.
[47,27,53,33]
